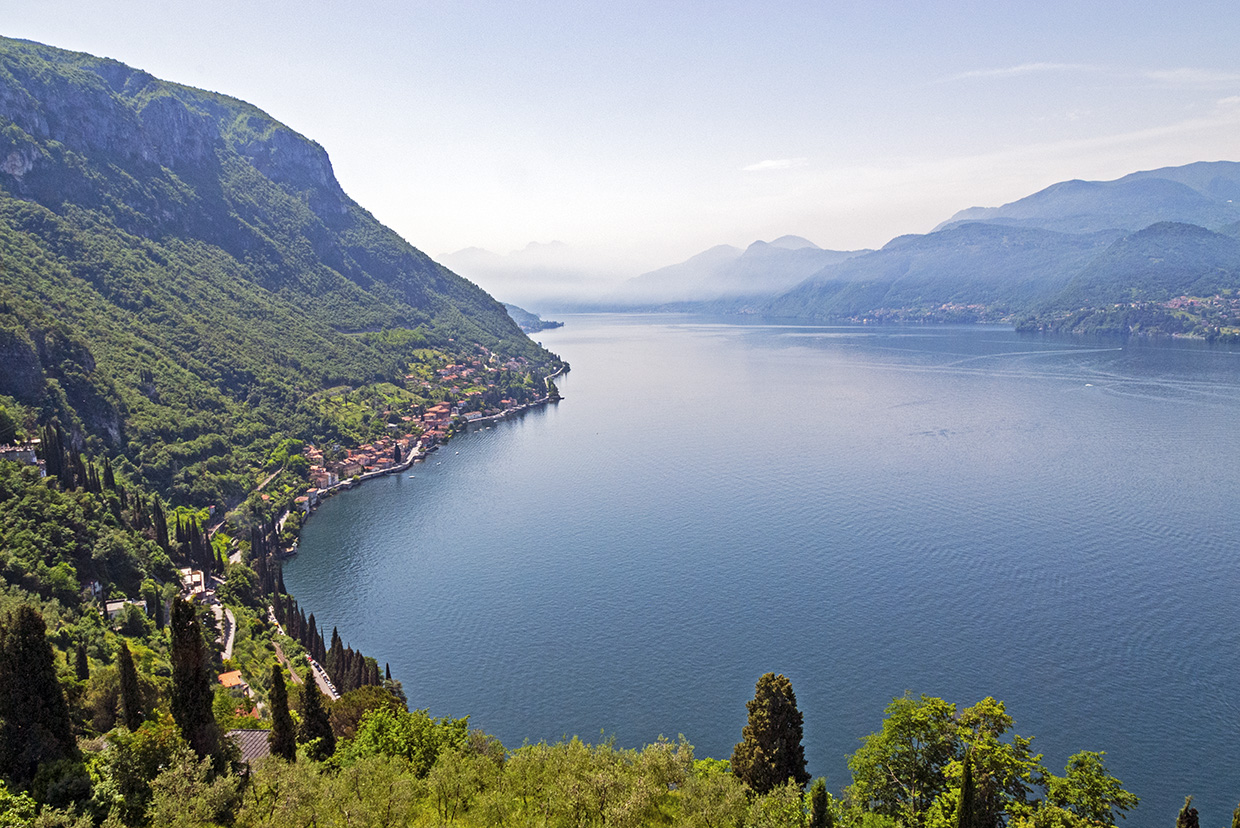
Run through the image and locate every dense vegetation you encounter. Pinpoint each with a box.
[0,35,563,510]
[3,583,1162,828]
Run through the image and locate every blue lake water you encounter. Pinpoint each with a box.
[285,315,1240,825]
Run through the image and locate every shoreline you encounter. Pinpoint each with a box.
[287,364,567,543]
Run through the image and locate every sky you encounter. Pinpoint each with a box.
[7,1,1240,279]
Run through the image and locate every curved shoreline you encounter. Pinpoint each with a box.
[287,363,568,541]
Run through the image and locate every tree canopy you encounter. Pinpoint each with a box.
[731,672,811,794]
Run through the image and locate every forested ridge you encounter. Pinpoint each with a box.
[0,34,562,509]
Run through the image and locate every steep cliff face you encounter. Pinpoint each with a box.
[0,35,556,504]
[0,36,507,330]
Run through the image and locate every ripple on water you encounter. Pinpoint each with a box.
[286,319,1240,826]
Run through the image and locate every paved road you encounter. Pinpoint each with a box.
[269,605,337,698]
[212,603,237,661]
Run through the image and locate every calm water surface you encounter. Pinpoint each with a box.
[286,315,1240,825]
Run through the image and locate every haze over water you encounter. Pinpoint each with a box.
[286,315,1240,825]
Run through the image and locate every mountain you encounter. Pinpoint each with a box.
[616,237,868,304]
[939,161,1240,234]
[0,35,561,507]
[504,303,564,333]
[760,222,1121,320]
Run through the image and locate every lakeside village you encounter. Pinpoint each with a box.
[0,349,565,724]
[287,353,565,546]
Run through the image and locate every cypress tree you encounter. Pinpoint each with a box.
[326,627,343,677]
[0,605,78,789]
[730,672,810,794]
[74,641,90,680]
[1178,797,1199,828]
[268,665,296,761]
[169,598,222,763]
[315,627,327,665]
[809,777,834,828]
[385,662,391,682]
[298,672,335,760]
[956,751,976,828]
[152,497,169,553]
[117,641,144,731]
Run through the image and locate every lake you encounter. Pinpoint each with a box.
[285,314,1240,825]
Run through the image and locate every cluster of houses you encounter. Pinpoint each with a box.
[303,432,421,491]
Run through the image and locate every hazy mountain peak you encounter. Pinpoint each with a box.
[935,161,1240,235]
[767,235,821,250]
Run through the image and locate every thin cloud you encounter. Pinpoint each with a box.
[742,158,808,172]
[939,63,1097,83]
[1145,68,1240,87]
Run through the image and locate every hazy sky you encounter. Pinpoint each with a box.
[8,1,1240,272]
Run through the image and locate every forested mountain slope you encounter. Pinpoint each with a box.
[0,35,559,507]
[939,161,1240,234]
[759,223,1121,321]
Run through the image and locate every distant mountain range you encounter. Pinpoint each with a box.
[937,161,1240,234]
[607,161,1240,338]
[614,235,869,304]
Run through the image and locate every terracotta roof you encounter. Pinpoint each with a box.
[218,670,245,688]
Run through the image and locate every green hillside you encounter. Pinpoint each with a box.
[759,223,1121,322]
[0,35,561,508]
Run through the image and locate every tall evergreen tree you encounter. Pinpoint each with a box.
[1177,797,1199,828]
[0,605,78,789]
[268,665,296,762]
[298,672,335,760]
[169,598,222,763]
[117,641,144,731]
[809,777,834,828]
[731,672,811,794]
[74,641,89,681]
[151,497,169,554]
[956,751,977,828]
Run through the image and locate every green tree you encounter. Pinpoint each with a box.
[169,599,221,764]
[0,405,18,446]
[73,642,88,681]
[0,605,78,790]
[680,759,751,828]
[267,666,295,762]
[847,694,959,827]
[955,697,1044,828]
[956,752,976,828]
[297,672,335,760]
[90,713,187,825]
[1044,751,1137,826]
[1231,800,1240,828]
[338,706,467,776]
[731,672,811,794]
[145,747,239,827]
[810,777,835,828]
[117,641,143,731]
[1177,797,1198,828]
